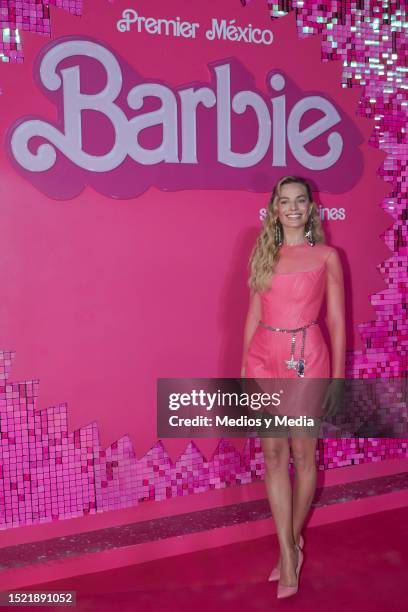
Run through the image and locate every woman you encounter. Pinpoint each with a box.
[241,175,345,599]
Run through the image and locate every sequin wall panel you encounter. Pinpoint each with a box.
[0,0,406,529]
[0,1,82,62]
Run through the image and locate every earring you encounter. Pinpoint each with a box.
[274,219,283,247]
[304,215,315,246]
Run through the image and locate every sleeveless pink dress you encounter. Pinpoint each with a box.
[245,241,339,417]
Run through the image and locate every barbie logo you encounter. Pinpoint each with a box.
[7,37,363,200]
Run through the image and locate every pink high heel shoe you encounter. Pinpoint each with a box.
[277,544,304,599]
[268,533,304,582]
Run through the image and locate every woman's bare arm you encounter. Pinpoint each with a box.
[325,248,346,378]
[241,288,261,376]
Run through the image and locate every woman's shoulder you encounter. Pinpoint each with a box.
[310,243,341,272]
[315,243,343,276]
[314,241,336,251]
[314,242,339,260]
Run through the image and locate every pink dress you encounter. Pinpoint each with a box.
[245,241,341,417]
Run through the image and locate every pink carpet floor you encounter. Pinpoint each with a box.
[26,505,408,610]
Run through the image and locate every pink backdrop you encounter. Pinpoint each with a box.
[0,0,392,475]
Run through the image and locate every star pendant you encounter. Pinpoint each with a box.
[285,356,298,370]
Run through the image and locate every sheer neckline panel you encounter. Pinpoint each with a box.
[272,243,330,275]
[272,262,326,276]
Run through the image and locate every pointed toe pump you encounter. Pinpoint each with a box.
[268,533,304,582]
[276,544,304,599]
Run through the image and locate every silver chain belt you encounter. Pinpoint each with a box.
[258,320,318,377]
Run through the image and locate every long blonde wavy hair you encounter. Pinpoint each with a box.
[249,176,325,292]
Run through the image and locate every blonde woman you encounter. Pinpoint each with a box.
[241,176,345,599]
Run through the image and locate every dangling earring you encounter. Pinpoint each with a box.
[304,214,315,246]
[274,218,283,247]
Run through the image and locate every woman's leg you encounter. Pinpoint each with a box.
[289,432,319,544]
[261,435,298,585]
